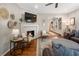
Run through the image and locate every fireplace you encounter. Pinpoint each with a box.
[27,30,34,37]
[21,23,39,38]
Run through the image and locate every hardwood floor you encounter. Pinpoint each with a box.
[5,39,37,56]
[5,31,59,56]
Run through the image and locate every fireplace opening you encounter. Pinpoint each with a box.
[27,30,34,37]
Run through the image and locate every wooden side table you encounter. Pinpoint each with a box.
[10,39,23,55]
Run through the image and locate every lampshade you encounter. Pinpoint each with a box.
[12,29,19,37]
[22,33,26,38]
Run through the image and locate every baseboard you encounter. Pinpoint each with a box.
[1,47,13,56]
[1,49,10,56]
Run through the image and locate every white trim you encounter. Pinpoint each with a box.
[1,47,13,56]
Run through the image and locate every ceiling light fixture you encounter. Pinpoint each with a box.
[34,5,38,9]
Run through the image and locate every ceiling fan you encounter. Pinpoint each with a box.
[45,3,58,8]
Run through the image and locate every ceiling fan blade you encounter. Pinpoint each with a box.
[55,3,58,8]
[45,3,53,6]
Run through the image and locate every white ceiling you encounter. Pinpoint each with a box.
[17,3,79,14]
[0,3,79,14]
[16,3,79,14]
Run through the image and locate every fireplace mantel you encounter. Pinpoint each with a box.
[21,23,39,37]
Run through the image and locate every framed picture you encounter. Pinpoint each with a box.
[58,17,62,30]
[52,17,62,30]
[0,7,9,19]
[70,17,75,25]
[7,20,17,29]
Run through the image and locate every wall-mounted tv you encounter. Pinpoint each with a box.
[25,12,37,23]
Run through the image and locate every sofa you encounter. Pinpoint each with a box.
[42,44,79,56]
[70,30,79,43]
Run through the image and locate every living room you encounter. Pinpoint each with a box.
[0,3,79,56]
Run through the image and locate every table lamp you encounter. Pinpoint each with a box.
[12,29,20,39]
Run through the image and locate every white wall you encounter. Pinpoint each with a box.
[67,9,79,30]
[0,4,41,55]
[0,4,22,55]
[37,14,68,35]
